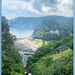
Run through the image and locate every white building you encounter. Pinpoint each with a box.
[49,30,59,35]
[35,39,42,41]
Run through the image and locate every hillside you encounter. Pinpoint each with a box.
[26,35,73,75]
[9,16,73,32]
[10,17,43,30]
[32,16,73,40]
[31,49,73,75]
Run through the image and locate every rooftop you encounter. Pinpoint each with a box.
[56,46,68,51]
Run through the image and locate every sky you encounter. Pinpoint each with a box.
[2,0,73,20]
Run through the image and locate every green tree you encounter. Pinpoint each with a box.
[2,16,25,75]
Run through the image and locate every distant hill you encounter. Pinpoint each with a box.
[32,16,73,40]
[9,16,72,30]
[9,16,73,39]
[9,17,44,30]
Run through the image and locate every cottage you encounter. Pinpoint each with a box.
[55,46,68,54]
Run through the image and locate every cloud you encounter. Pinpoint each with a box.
[2,0,41,19]
[2,0,73,19]
[41,0,73,17]
[42,6,54,13]
[40,0,59,7]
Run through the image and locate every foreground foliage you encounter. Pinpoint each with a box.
[2,16,25,75]
[32,50,73,75]
[27,35,73,75]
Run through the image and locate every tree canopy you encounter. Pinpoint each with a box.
[2,16,25,75]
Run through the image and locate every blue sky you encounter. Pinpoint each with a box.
[2,0,73,20]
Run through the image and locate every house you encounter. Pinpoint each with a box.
[49,30,59,34]
[55,46,68,54]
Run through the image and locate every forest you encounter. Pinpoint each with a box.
[2,16,25,75]
[32,16,73,40]
[27,35,73,75]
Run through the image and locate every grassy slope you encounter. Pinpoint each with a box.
[36,48,72,63]
[32,48,72,75]
[25,39,48,46]
[51,48,72,59]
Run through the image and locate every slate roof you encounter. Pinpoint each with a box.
[56,46,68,51]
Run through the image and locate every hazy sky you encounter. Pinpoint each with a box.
[10,28,33,38]
[2,0,73,20]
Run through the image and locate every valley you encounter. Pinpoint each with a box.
[11,16,73,74]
